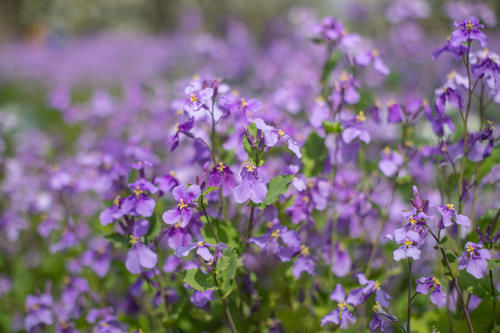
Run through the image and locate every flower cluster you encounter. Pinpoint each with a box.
[0,4,499,333]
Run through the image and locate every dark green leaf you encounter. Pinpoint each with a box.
[183,269,218,291]
[322,120,342,134]
[302,132,327,177]
[105,233,129,248]
[259,174,294,208]
[216,248,238,298]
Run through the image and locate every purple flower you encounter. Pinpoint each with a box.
[125,230,158,274]
[458,242,491,278]
[390,228,422,261]
[341,111,370,144]
[424,100,455,137]
[449,17,488,48]
[330,71,360,109]
[437,203,471,229]
[472,53,500,88]
[120,179,158,218]
[416,277,447,308]
[175,241,226,262]
[330,243,352,277]
[291,244,316,278]
[190,290,215,307]
[356,273,391,307]
[162,185,201,228]
[183,81,213,113]
[321,284,362,328]
[170,117,195,152]
[433,40,467,60]
[25,292,53,330]
[249,225,301,262]
[233,162,268,204]
[310,17,345,43]
[207,162,237,196]
[254,118,302,158]
[369,302,397,332]
[81,238,112,277]
[434,87,463,118]
[386,100,403,123]
[378,147,403,177]
[354,49,390,75]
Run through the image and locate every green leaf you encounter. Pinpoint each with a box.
[216,248,238,298]
[105,233,129,248]
[248,122,258,138]
[477,145,500,181]
[243,135,253,156]
[458,271,494,298]
[301,132,327,177]
[182,269,218,291]
[202,186,220,196]
[259,174,294,208]
[320,51,340,86]
[488,257,500,271]
[201,219,239,248]
[439,236,458,253]
[322,120,342,134]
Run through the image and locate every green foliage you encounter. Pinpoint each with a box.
[259,174,294,208]
[201,219,239,248]
[322,120,342,134]
[105,232,129,248]
[458,271,495,298]
[216,248,239,298]
[302,132,328,177]
[182,269,218,291]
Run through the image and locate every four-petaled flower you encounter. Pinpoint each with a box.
[162,185,201,228]
[457,242,491,278]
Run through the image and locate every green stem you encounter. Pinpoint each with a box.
[428,230,474,333]
[407,258,412,333]
[490,269,497,328]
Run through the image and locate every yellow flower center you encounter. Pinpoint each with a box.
[432,277,441,286]
[175,220,182,228]
[372,301,381,312]
[245,161,257,172]
[178,199,188,210]
[271,229,280,238]
[217,162,225,172]
[467,20,474,31]
[373,280,381,290]
[340,71,349,82]
[383,146,391,156]
[278,129,285,139]
[371,49,379,57]
[130,235,140,245]
[241,98,248,107]
[338,300,346,310]
[404,238,413,247]
[315,96,325,103]
[198,241,204,247]
[410,217,417,225]
[113,195,121,206]
[446,203,455,211]
[466,244,475,253]
[300,244,310,256]
[339,243,346,251]
[133,186,143,196]
[169,171,176,177]
[190,94,198,103]
[356,111,366,122]
[175,123,180,132]
[266,221,274,229]
[447,70,456,80]
[307,179,315,188]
